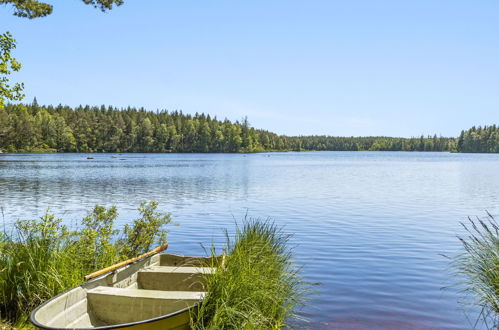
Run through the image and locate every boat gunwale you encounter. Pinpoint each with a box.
[30,296,197,330]
[29,253,210,330]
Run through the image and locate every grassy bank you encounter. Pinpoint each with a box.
[0,202,171,327]
[0,207,307,328]
[452,214,499,328]
[192,220,308,329]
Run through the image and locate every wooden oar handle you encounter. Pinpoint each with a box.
[84,244,168,281]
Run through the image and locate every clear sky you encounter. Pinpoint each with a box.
[1,0,498,137]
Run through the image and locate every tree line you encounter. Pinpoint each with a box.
[0,102,288,153]
[0,102,494,153]
[287,135,456,152]
[457,125,499,153]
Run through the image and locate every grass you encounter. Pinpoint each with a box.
[0,202,171,327]
[451,213,499,328]
[192,219,308,329]
[0,208,308,328]
[0,213,78,323]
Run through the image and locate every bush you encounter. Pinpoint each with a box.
[192,219,308,329]
[74,205,119,275]
[0,202,171,324]
[118,201,171,259]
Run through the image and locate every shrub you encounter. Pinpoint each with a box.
[0,202,171,325]
[75,205,119,274]
[118,201,171,259]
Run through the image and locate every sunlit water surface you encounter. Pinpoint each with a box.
[1,152,498,329]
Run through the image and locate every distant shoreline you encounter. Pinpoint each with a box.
[1,150,497,155]
[1,103,497,153]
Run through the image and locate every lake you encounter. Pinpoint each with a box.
[1,152,498,329]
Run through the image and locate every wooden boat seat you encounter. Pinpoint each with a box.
[30,252,218,329]
[87,286,205,325]
[137,266,215,291]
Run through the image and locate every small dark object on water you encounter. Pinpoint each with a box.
[87,157,94,160]
[112,156,118,158]
[119,158,127,160]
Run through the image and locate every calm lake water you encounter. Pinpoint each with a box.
[1,152,498,329]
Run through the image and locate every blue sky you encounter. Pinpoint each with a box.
[1,0,498,137]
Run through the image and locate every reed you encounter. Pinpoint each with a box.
[452,213,499,328]
[192,219,308,329]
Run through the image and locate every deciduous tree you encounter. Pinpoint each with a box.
[0,32,23,109]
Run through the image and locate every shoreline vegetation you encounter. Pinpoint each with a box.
[3,102,496,154]
[451,214,499,328]
[0,99,499,153]
[0,201,171,328]
[191,219,311,330]
[192,220,307,329]
[0,203,306,329]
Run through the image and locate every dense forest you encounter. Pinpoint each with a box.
[457,126,499,153]
[0,102,491,153]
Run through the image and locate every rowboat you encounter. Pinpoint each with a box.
[30,245,217,330]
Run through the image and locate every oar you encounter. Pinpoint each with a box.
[84,243,168,280]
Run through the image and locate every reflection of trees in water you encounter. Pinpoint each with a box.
[0,159,253,223]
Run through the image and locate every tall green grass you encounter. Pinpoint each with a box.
[0,212,78,323]
[452,213,499,328]
[192,219,308,329]
[0,209,308,329]
[0,202,171,326]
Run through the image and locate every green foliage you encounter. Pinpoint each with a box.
[118,201,171,259]
[0,0,123,19]
[76,205,119,274]
[288,134,457,152]
[0,32,24,109]
[0,0,52,18]
[0,103,460,153]
[451,214,499,328]
[0,201,172,324]
[81,0,124,12]
[192,220,308,329]
[0,211,75,322]
[457,126,499,153]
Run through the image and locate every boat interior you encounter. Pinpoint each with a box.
[31,254,216,329]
